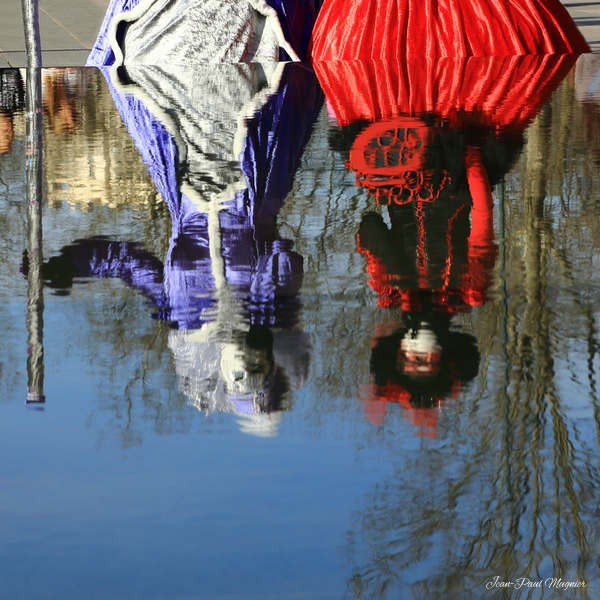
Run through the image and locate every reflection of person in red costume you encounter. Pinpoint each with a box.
[352,122,496,436]
[318,55,577,435]
[310,0,589,59]
[359,308,481,437]
[350,121,500,313]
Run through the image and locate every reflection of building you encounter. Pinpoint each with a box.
[41,68,158,211]
[316,55,576,435]
[575,53,600,105]
[0,69,25,155]
[2,68,158,211]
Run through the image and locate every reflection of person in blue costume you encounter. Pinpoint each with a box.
[37,63,323,435]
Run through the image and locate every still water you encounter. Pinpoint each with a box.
[1,55,600,599]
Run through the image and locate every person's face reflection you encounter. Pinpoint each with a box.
[397,324,442,377]
[220,341,272,395]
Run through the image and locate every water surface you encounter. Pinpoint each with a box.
[0,57,599,599]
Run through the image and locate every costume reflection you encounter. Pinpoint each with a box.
[38,63,322,436]
[0,69,24,155]
[317,55,576,436]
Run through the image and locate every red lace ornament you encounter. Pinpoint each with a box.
[347,117,452,206]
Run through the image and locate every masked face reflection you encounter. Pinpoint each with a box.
[220,330,274,397]
[398,322,442,378]
[361,310,480,435]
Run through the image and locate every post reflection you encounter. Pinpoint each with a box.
[36,62,322,435]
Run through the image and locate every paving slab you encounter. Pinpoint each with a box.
[0,0,106,64]
[565,1,600,50]
[1,49,92,68]
[40,0,109,48]
[0,0,31,53]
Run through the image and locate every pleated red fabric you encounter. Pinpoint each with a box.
[318,55,576,309]
[314,54,576,133]
[310,0,589,59]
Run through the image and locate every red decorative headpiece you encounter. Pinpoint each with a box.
[347,117,452,205]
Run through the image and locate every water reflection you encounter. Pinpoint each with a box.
[38,63,322,435]
[315,55,578,437]
[327,59,600,597]
[1,53,599,599]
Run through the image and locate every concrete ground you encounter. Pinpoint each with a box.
[0,0,599,67]
[0,0,107,67]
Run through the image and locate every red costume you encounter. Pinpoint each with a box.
[310,0,589,60]
[315,55,577,435]
[318,55,575,313]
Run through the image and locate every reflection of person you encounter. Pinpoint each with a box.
[33,63,322,435]
[0,69,24,155]
[352,123,499,436]
[170,324,309,437]
[88,0,322,67]
[360,307,480,436]
[319,55,576,434]
[350,125,502,314]
[311,0,589,59]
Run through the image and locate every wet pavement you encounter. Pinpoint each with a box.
[0,0,599,66]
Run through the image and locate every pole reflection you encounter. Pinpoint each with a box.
[21,0,44,405]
